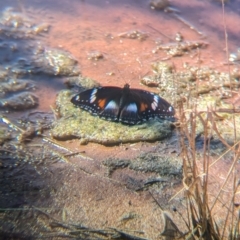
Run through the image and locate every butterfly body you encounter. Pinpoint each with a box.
[71,84,175,125]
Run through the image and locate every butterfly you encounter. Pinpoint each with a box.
[71,83,175,125]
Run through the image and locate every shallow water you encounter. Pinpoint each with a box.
[1,0,240,108]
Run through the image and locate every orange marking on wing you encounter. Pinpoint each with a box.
[98,98,106,109]
[140,102,148,112]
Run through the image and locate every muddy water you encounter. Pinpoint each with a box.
[0,0,240,239]
[1,0,239,110]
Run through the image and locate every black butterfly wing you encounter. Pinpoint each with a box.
[71,87,123,121]
[71,85,175,125]
[119,88,175,124]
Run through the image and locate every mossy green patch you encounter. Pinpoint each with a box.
[51,90,174,145]
[0,127,12,145]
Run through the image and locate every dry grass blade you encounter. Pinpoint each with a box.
[210,145,240,212]
[178,106,222,239]
[150,192,184,239]
[177,100,240,239]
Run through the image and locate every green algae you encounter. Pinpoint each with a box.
[0,92,39,110]
[0,127,12,145]
[104,153,182,176]
[38,47,80,76]
[65,75,100,89]
[103,152,182,192]
[141,61,240,146]
[129,153,182,176]
[51,90,174,145]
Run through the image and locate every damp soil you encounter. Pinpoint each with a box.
[0,0,240,239]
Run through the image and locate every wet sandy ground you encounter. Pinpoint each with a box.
[1,0,240,239]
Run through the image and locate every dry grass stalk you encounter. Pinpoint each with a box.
[177,98,240,239]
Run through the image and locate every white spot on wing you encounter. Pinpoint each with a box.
[105,100,118,110]
[90,89,97,103]
[125,103,137,113]
[151,95,159,111]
